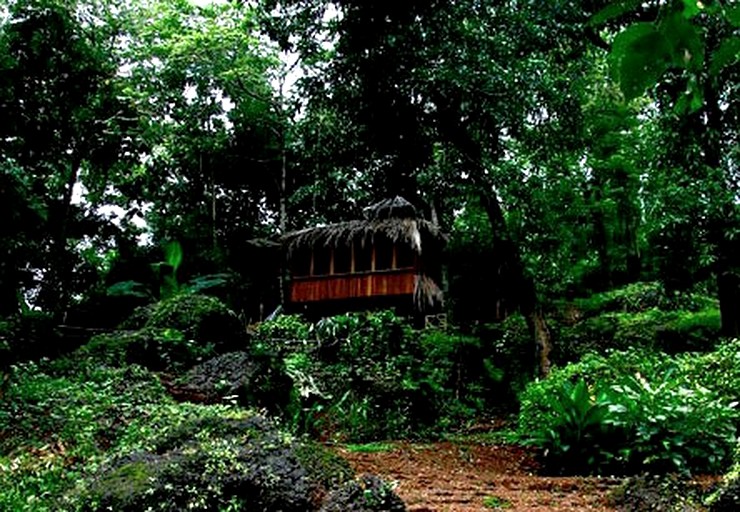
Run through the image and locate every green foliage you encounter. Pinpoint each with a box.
[144,294,243,350]
[255,314,313,341]
[571,282,716,316]
[79,328,213,372]
[0,356,397,511]
[0,360,168,511]
[482,495,512,509]
[556,283,723,362]
[257,311,503,441]
[343,442,395,454]
[597,0,734,109]
[526,379,618,473]
[519,342,740,474]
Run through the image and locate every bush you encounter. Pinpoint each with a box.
[519,343,739,475]
[475,314,534,397]
[257,311,504,441]
[556,308,723,364]
[79,327,214,372]
[255,314,313,342]
[143,294,243,350]
[117,303,157,330]
[572,282,716,317]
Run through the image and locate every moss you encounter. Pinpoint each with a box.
[295,442,354,490]
[87,459,159,509]
[609,474,707,512]
[118,303,157,330]
[74,413,359,512]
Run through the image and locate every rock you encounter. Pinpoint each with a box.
[77,415,363,512]
[173,351,292,411]
[320,474,407,512]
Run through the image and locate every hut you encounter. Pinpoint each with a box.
[282,197,446,316]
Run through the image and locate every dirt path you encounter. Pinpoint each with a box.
[335,442,622,512]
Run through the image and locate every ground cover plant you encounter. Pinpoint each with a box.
[0,353,401,511]
[518,339,740,475]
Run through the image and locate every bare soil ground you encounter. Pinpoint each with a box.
[335,442,622,512]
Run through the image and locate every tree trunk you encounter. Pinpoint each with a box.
[478,188,552,377]
[433,91,552,376]
[49,157,81,318]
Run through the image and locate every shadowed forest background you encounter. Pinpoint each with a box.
[0,0,739,510]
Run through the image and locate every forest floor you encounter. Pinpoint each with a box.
[335,441,622,512]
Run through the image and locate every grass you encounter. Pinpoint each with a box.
[482,495,512,509]
[342,442,396,453]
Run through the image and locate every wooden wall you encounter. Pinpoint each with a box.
[290,269,416,303]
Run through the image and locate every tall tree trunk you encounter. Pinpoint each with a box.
[434,92,552,376]
[49,157,81,318]
[479,189,552,377]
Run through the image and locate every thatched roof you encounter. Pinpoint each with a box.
[283,217,445,256]
[363,196,416,220]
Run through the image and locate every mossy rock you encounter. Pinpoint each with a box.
[609,474,707,512]
[80,327,214,371]
[75,414,393,512]
[145,294,243,350]
[175,351,292,412]
[320,474,406,512]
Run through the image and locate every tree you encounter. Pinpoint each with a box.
[261,0,611,375]
[593,0,740,335]
[0,0,137,316]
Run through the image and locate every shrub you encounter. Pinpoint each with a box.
[556,307,723,364]
[78,327,214,372]
[258,311,503,441]
[519,344,739,475]
[143,294,243,350]
[572,282,716,317]
[525,379,622,474]
[255,314,313,342]
[117,303,157,330]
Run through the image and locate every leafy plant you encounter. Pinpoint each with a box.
[524,379,618,473]
[483,495,512,509]
[520,343,740,474]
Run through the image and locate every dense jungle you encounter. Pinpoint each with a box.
[1,0,739,510]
